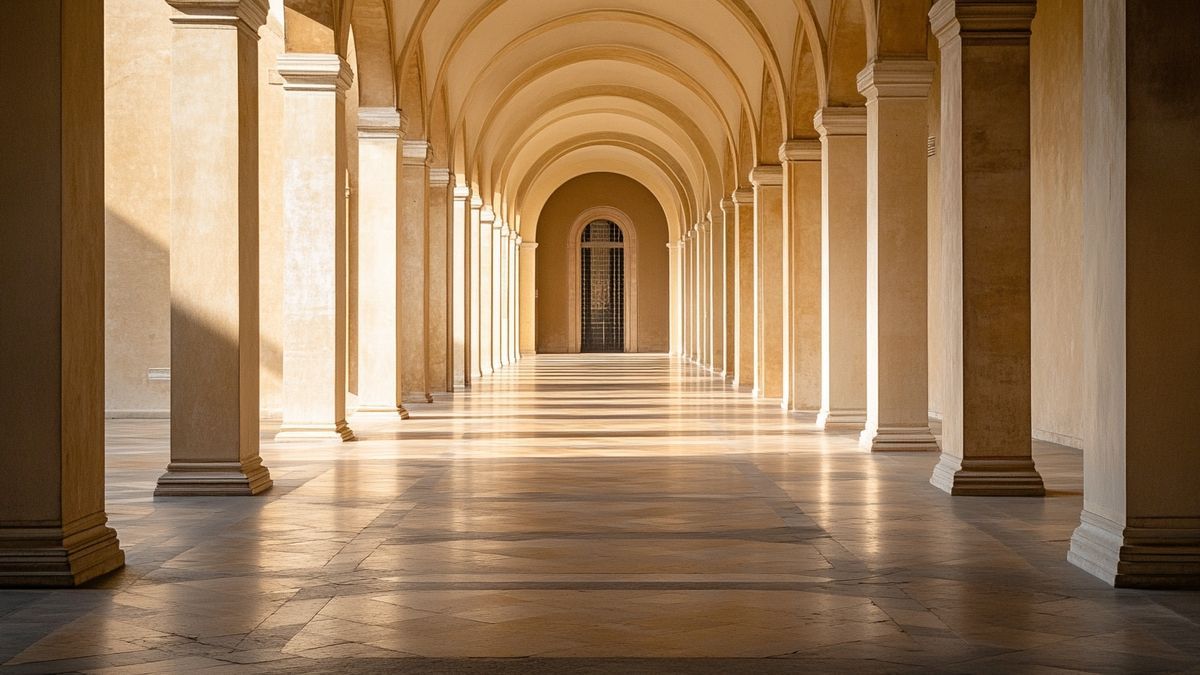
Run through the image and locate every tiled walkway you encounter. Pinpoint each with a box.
[2,355,1198,673]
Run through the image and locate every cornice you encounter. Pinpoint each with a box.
[167,0,267,33]
[731,188,755,204]
[402,140,433,166]
[930,0,1036,47]
[428,168,451,187]
[356,107,406,138]
[814,107,867,137]
[719,198,734,210]
[521,241,540,250]
[453,185,471,200]
[857,60,935,101]
[276,53,352,93]
[779,139,822,162]
[749,165,783,187]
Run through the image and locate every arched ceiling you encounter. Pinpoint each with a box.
[315,0,925,240]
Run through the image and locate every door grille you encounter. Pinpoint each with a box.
[581,220,625,352]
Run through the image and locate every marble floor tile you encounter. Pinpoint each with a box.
[1,355,1197,673]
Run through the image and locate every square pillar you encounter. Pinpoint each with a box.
[858,61,940,452]
[498,224,510,366]
[510,233,522,363]
[710,208,726,376]
[668,241,683,355]
[720,198,736,383]
[781,140,823,413]
[0,0,125,585]
[276,53,355,442]
[492,220,505,368]
[520,241,539,354]
[470,196,486,376]
[400,140,432,403]
[1067,0,1200,587]
[452,184,471,389]
[427,169,452,393]
[157,0,274,493]
[751,165,785,400]
[816,107,868,430]
[731,188,755,391]
[354,107,408,417]
[478,207,494,374]
[930,0,1044,495]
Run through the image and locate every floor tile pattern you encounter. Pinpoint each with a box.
[2,355,1197,673]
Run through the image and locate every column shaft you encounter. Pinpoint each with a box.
[520,242,539,354]
[721,198,736,383]
[0,0,125,585]
[427,169,451,392]
[478,208,494,374]
[451,185,470,389]
[817,108,868,430]
[711,208,726,376]
[354,108,408,417]
[732,189,755,391]
[858,62,939,452]
[471,198,486,376]
[781,140,823,413]
[276,53,355,441]
[751,166,785,400]
[930,0,1044,495]
[492,220,504,367]
[400,141,432,403]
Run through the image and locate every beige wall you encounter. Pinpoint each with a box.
[535,173,670,353]
[104,0,287,417]
[927,0,1084,448]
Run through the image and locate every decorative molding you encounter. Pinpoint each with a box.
[731,187,755,204]
[402,140,433,166]
[779,139,822,162]
[719,198,734,210]
[480,206,495,224]
[520,241,539,251]
[749,165,783,187]
[930,0,1037,47]
[927,135,937,157]
[814,106,868,137]
[275,53,352,93]
[428,168,452,187]
[357,107,405,137]
[857,59,935,100]
[166,0,268,33]
[453,185,471,200]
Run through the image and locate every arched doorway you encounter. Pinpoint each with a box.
[567,207,639,353]
[580,220,625,352]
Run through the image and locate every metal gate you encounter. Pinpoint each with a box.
[580,220,625,352]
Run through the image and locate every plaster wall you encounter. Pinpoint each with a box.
[927,0,1084,448]
[535,173,670,353]
[103,0,287,417]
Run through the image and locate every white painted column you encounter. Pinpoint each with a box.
[930,0,1044,495]
[520,240,539,355]
[751,165,785,400]
[353,107,408,418]
[781,139,823,414]
[1067,0,1200,587]
[858,61,939,452]
[276,53,355,442]
[478,206,494,374]
[427,168,451,393]
[0,0,125,585]
[400,140,432,404]
[451,184,470,390]
[816,107,868,431]
[470,196,485,377]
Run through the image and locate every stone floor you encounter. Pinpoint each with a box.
[2,354,1198,674]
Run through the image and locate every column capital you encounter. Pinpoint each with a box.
[480,207,495,224]
[719,198,734,210]
[470,195,484,209]
[521,241,539,251]
[856,60,934,100]
[429,168,451,188]
[500,223,511,236]
[514,234,522,245]
[779,139,822,162]
[814,106,867,137]
[930,0,1036,47]
[402,140,433,166]
[276,53,352,93]
[453,184,471,201]
[749,165,783,188]
[357,107,406,138]
[167,0,267,32]
[731,187,755,204]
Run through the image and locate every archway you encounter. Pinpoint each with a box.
[567,207,639,353]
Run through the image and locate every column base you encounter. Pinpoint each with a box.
[0,515,125,587]
[356,403,411,419]
[929,454,1045,496]
[403,391,434,404]
[274,420,356,442]
[859,424,940,452]
[1069,511,1200,589]
[817,408,866,431]
[155,458,273,496]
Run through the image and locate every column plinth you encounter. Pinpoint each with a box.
[930,455,1045,497]
[154,458,273,496]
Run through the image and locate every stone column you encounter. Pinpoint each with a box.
[0,0,125,585]
[668,241,683,354]
[451,184,470,389]
[781,140,823,414]
[929,0,1044,495]
[1067,0,1200,587]
[276,53,355,441]
[492,219,505,368]
[471,197,486,376]
[498,223,510,366]
[155,0,273,493]
[400,140,432,403]
[428,168,451,393]
[720,198,736,383]
[731,188,755,391]
[478,207,494,374]
[353,107,408,418]
[751,166,784,400]
[700,219,712,368]
[858,61,939,452]
[815,107,868,430]
[711,207,726,376]
[510,232,521,363]
[520,241,539,354]
[682,230,691,358]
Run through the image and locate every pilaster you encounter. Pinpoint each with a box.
[749,166,785,401]
[780,140,823,414]
[478,206,495,375]
[428,168,452,393]
[400,140,433,403]
[719,198,736,382]
[492,218,506,368]
[520,241,539,355]
[470,196,486,376]
[451,184,471,390]
[730,187,755,392]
